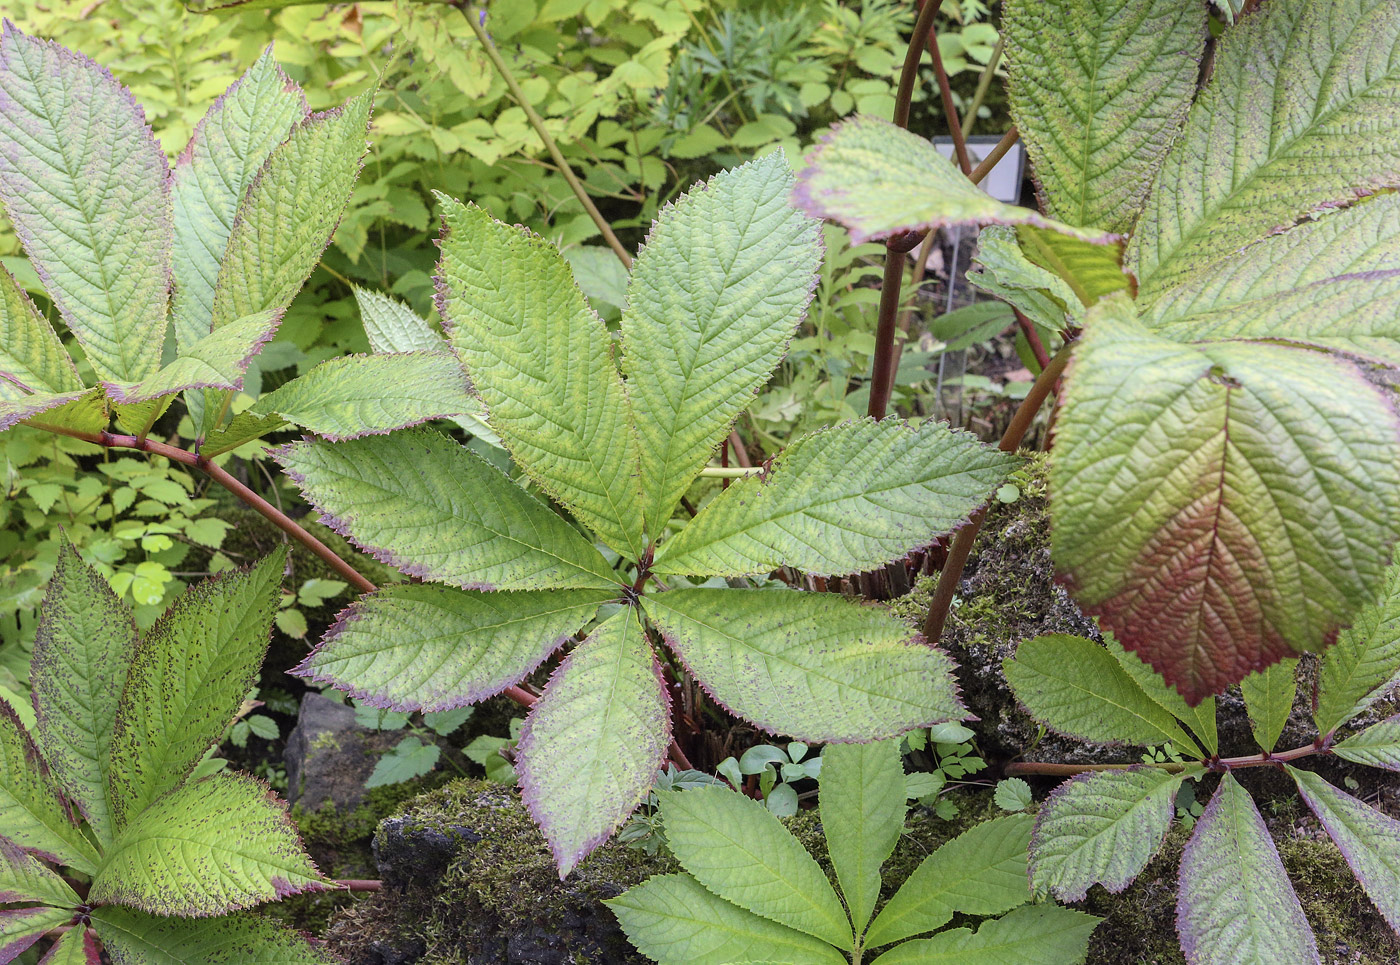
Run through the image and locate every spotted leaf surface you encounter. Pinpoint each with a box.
[0,704,97,873]
[1053,297,1400,702]
[516,609,669,876]
[0,906,72,964]
[295,585,613,712]
[867,905,1100,965]
[0,23,170,384]
[820,740,905,935]
[643,588,964,742]
[1332,716,1400,770]
[0,837,81,907]
[0,262,79,400]
[35,925,100,965]
[94,907,339,965]
[91,771,326,916]
[653,418,1018,578]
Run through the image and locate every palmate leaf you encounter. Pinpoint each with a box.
[605,873,845,965]
[294,585,614,712]
[274,429,619,591]
[93,907,338,965]
[1004,635,1199,751]
[30,540,138,845]
[91,771,327,916]
[1239,659,1298,753]
[35,925,100,965]
[867,905,1100,965]
[1053,297,1400,702]
[1130,0,1400,297]
[516,608,669,876]
[659,786,850,947]
[0,22,170,384]
[0,262,79,400]
[793,115,1117,246]
[1104,635,1217,755]
[1177,774,1318,965]
[652,418,1019,579]
[1290,766,1400,933]
[107,549,285,827]
[1029,766,1189,901]
[436,197,646,560]
[1316,546,1400,735]
[864,814,1031,947]
[1332,716,1400,770]
[0,704,98,873]
[0,906,72,964]
[1005,0,1205,234]
[0,837,81,906]
[621,152,822,527]
[819,740,904,935]
[643,588,964,743]
[170,47,306,351]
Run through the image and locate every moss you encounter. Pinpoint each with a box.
[1279,836,1400,964]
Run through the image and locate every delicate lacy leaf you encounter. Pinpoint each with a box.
[104,310,280,404]
[1177,774,1317,965]
[1240,659,1298,753]
[1290,766,1400,933]
[1333,716,1400,770]
[1005,635,1198,749]
[0,704,97,873]
[794,115,1117,245]
[355,286,446,354]
[516,609,668,876]
[1005,0,1205,233]
[1130,0,1400,296]
[171,47,306,351]
[606,873,846,965]
[107,550,285,828]
[0,23,170,383]
[31,540,138,844]
[865,814,1031,947]
[653,418,1018,578]
[35,925,100,965]
[0,837,81,906]
[0,262,78,399]
[1053,297,1400,703]
[1317,549,1400,735]
[436,198,646,558]
[660,786,849,946]
[294,585,613,712]
[621,152,822,527]
[867,905,1100,965]
[93,907,339,965]
[273,429,619,591]
[0,906,72,964]
[643,588,964,742]
[91,771,326,916]
[251,352,477,440]
[1029,766,1187,901]
[820,740,904,934]
[2,388,105,435]
[1104,635,1217,755]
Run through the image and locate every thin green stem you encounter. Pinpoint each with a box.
[968,125,1019,186]
[960,36,1004,139]
[699,466,764,478]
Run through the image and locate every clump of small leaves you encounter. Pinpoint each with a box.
[715,741,822,817]
[0,541,337,963]
[607,738,1100,965]
[281,152,1020,874]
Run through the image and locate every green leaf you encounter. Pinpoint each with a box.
[354,286,447,354]
[273,429,619,591]
[107,549,286,828]
[643,588,965,742]
[295,584,613,712]
[103,310,281,403]
[605,873,846,965]
[0,261,80,399]
[364,736,440,789]
[1129,0,1400,296]
[819,740,904,935]
[563,246,630,313]
[996,778,1034,813]
[0,704,97,873]
[969,226,1082,335]
[209,90,371,330]
[436,197,646,559]
[1029,766,1188,901]
[1316,545,1400,735]
[1177,773,1317,964]
[198,409,289,456]
[1333,715,1400,771]
[0,836,81,906]
[620,152,822,527]
[34,925,100,965]
[865,814,1032,947]
[793,115,1117,246]
[1052,296,1400,703]
[653,418,1019,578]
[1104,635,1217,755]
[1,387,106,436]
[867,904,1100,965]
[1240,659,1298,753]
[1289,766,1400,934]
[171,47,307,352]
[516,608,669,876]
[0,24,170,383]
[93,907,339,964]
[251,352,478,440]
[31,539,138,845]
[0,906,72,963]
[1004,0,1206,233]
[91,771,326,916]
[1004,635,1200,750]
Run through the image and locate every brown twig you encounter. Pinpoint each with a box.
[969,125,1019,186]
[1004,741,1328,778]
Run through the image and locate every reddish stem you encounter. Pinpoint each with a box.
[1015,308,1051,371]
[338,879,383,892]
[919,0,973,176]
[1005,741,1329,778]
